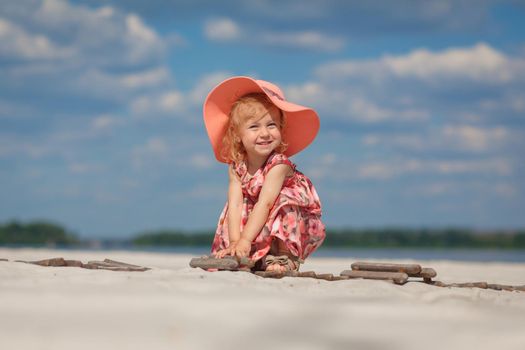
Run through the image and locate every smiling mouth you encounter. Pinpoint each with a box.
[257,141,273,146]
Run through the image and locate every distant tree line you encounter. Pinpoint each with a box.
[324,228,525,249]
[132,230,213,246]
[0,220,79,245]
[132,227,525,249]
[1,220,525,249]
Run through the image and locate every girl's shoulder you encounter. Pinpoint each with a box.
[263,152,296,175]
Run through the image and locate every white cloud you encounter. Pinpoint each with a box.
[202,18,344,52]
[383,43,511,82]
[285,82,429,123]
[442,124,508,152]
[283,82,330,112]
[261,30,344,52]
[347,97,429,123]
[304,153,337,180]
[363,124,514,153]
[316,43,523,84]
[362,134,425,149]
[357,158,512,180]
[159,91,184,112]
[406,181,517,198]
[130,89,185,117]
[188,154,215,169]
[91,114,123,131]
[125,14,164,64]
[189,71,233,106]
[0,17,72,60]
[204,18,241,41]
[68,162,103,174]
[174,184,226,200]
[131,137,170,169]
[120,67,170,89]
[0,136,50,158]
[25,0,165,66]
[1,0,174,109]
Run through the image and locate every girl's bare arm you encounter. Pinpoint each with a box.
[227,165,243,244]
[240,164,291,243]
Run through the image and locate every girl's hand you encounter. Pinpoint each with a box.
[215,241,238,258]
[234,238,251,258]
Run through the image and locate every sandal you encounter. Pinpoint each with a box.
[263,254,303,272]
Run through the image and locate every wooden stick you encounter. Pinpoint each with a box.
[85,261,149,271]
[298,271,317,278]
[351,262,421,275]
[254,271,284,279]
[65,260,83,267]
[103,259,145,269]
[448,282,488,289]
[332,275,350,281]
[30,257,67,267]
[487,284,515,291]
[341,270,408,284]
[189,256,239,270]
[189,255,254,270]
[0,258,8,262]
[315,273,335,281]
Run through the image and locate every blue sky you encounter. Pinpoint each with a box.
[1,0,524,238]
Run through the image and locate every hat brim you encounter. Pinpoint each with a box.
[203,76,319,163]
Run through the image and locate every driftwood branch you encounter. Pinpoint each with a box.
[351,262,421,275]
[189,255,254,270]
[341,270,409,284]
[13,257,150,272]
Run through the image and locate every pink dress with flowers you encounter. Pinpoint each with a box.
[211,152,326,262]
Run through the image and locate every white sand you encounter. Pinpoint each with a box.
[1,248,524,350]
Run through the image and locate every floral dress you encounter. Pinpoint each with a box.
[211,152,326,262]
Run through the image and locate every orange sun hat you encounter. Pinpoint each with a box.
[203,76,320,163]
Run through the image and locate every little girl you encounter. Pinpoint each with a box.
[203,76,325,272]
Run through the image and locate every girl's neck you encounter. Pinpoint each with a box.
[245,152,272,175]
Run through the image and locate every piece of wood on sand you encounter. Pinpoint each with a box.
[448,282,489,289]
[65,260,84,267]
[254,270,285,279]
[84,260,149,272]
[0,258,8,262]
[298,271,317,278]
[102,259,150,271]
[255,270,333,279]
[341,270,409,285]
[351,261,422,276]
[189,255,253,271]
[28,257,67,267]
[316,273,335,281]
[487,284,515,292]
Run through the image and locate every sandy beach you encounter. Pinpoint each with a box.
[1,247,524,350]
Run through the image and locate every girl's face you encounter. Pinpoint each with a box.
[239,103,282,163]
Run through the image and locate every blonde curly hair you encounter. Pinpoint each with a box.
[221,93,287,164]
